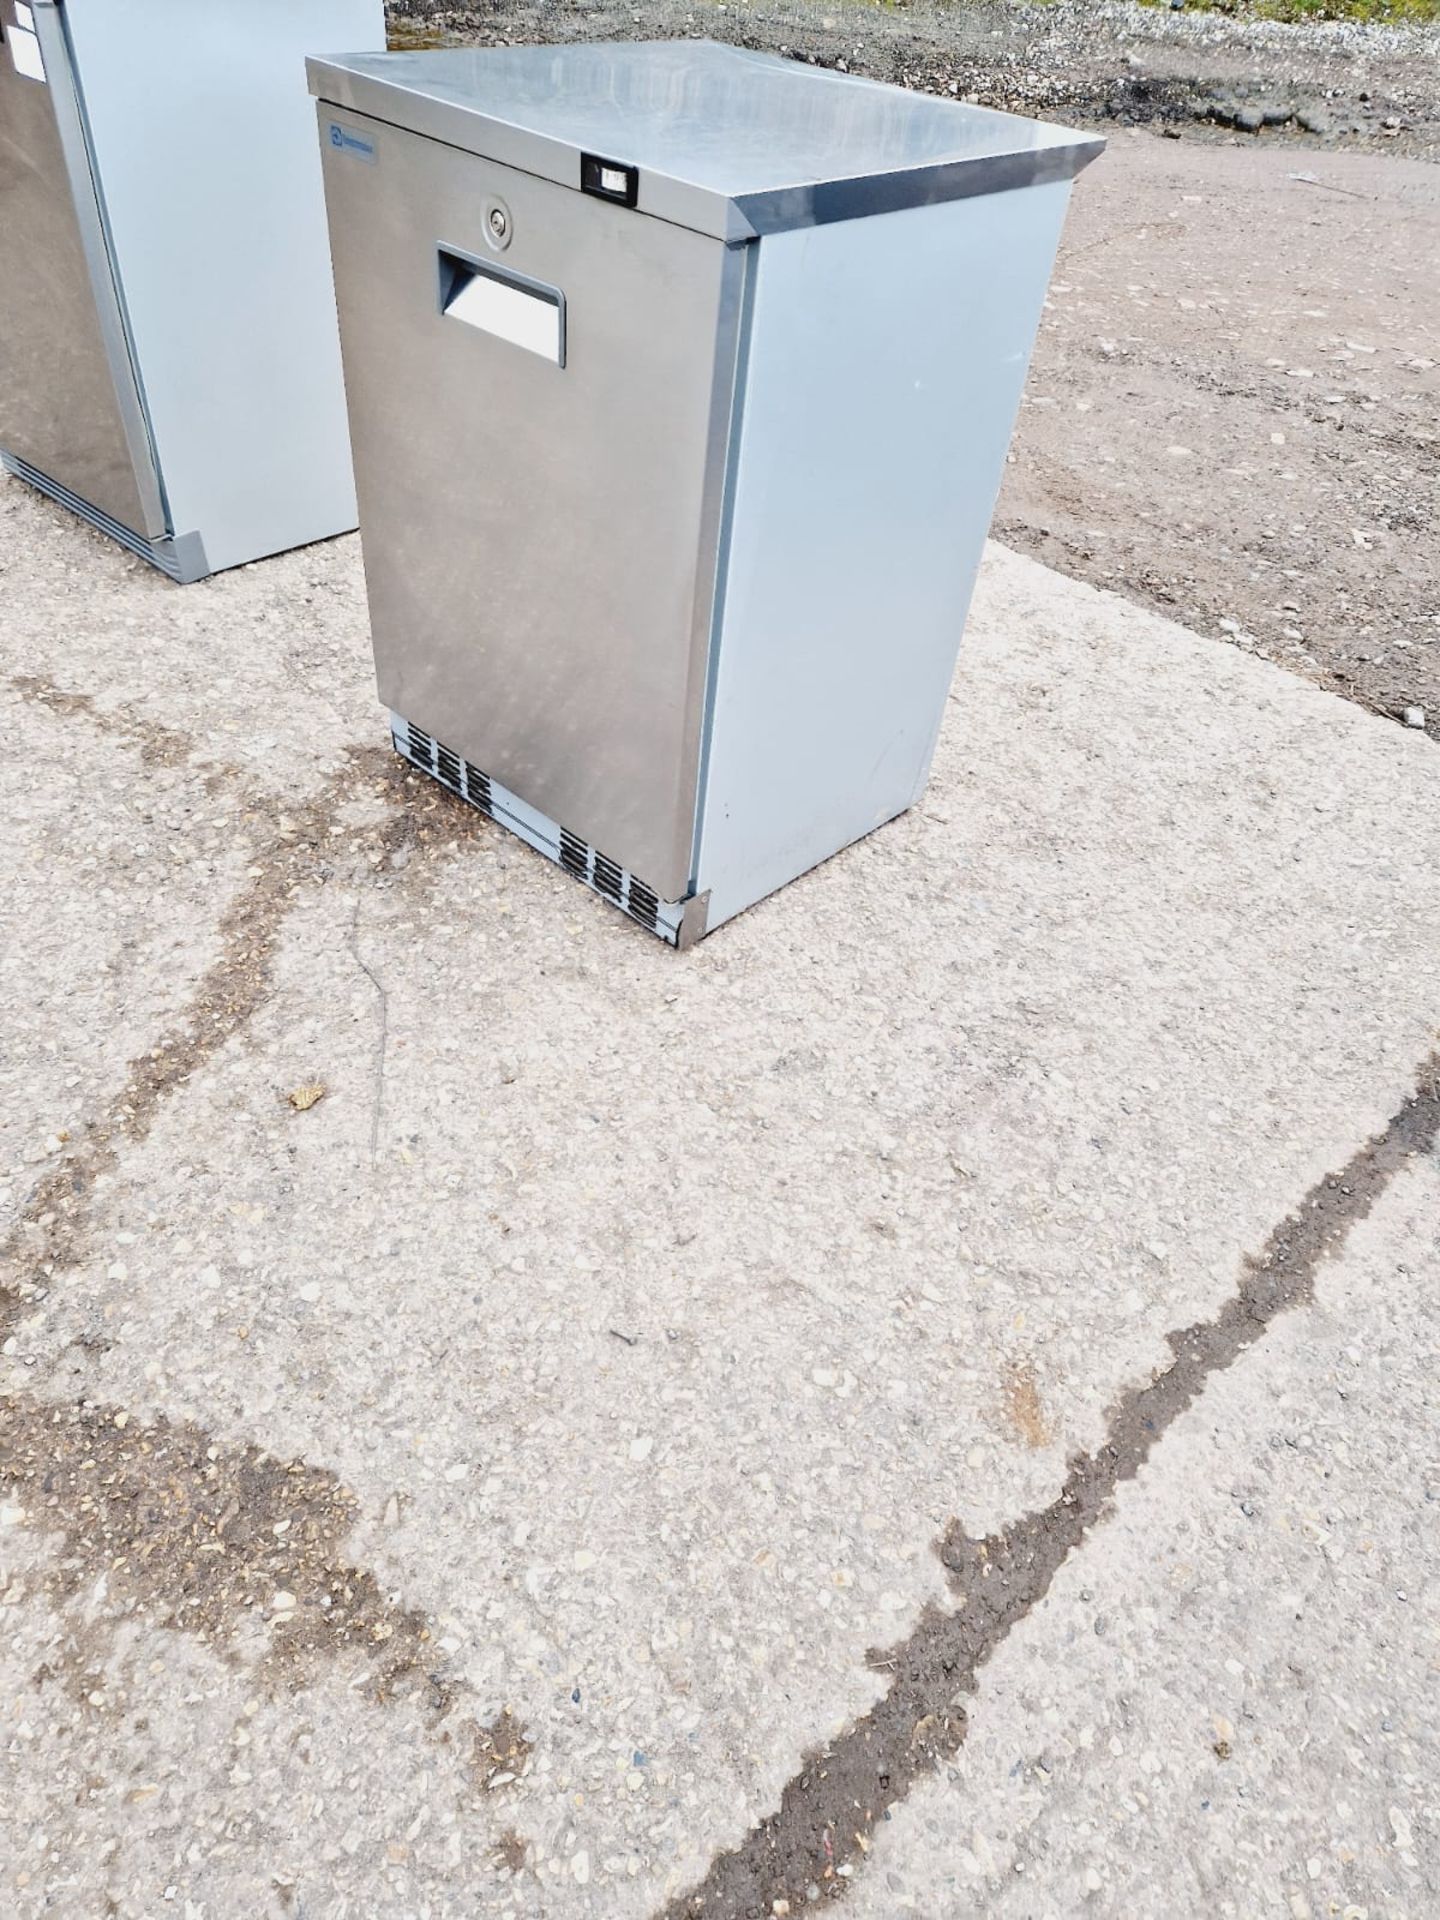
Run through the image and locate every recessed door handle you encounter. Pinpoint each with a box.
[438,247,565,368]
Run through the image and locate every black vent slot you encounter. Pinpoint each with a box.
[464,763,493,816]
[435,744,462,791]
[407,724,435,768]
[592,852,623,902]
[560,829,589,878]
[627,879,659,930]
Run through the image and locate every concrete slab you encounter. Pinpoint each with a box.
[2,472,1438,1919]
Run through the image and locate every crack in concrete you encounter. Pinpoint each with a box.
[662,1051,1440,1917]
[0,690,522,1773]
[346,893,391,1164]
[7,674,211,772]
[1,729,484,1340]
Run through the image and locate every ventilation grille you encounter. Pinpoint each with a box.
[2,450,189,581]
[465,762,493,817]
[393,714,681,944]
[626,880,659,932]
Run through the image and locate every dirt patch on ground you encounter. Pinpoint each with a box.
[0,1390,535,1814]
[0,1398,446,1699]
[468,1708,535,1790]
[0,695,533,1801]
[1000,1358,1053,1448]
[998,136,1440,737]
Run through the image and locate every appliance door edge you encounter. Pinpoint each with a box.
[31,0,167,540]
[683,234,756,895]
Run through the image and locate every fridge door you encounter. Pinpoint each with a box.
[318,106,745,901]
[0,0,165,540]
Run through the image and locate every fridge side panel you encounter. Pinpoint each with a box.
[0,0,165,540]
[62,0,384,572]
[693,181,1072,930]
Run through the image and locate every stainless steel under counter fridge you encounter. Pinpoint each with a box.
[310,41,1102,944]
[0,0,384,582]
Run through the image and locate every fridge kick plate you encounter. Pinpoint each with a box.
[390,714,708,948]
[2,451,207,583]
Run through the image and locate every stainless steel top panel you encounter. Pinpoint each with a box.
[307,40,1103,241]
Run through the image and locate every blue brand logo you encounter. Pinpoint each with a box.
[328,122,376,164]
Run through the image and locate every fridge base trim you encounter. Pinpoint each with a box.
[2,450,208,583]
[390,713,709,950]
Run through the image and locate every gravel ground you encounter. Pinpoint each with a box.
[999,136,1440,738]
[389,0,1440,155]
[387,2,1440,734]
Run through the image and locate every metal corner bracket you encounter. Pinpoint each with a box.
[675,892,711,951]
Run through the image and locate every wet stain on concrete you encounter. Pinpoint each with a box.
[662,1052,1440,1916]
